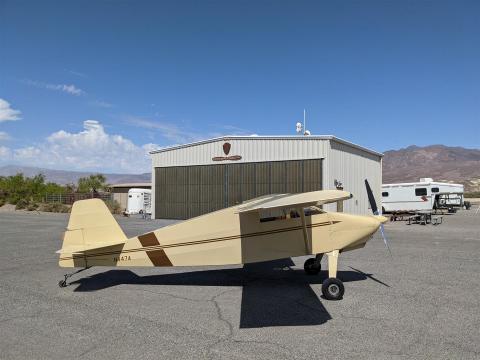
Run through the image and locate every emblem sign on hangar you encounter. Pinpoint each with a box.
[149,136,383,220]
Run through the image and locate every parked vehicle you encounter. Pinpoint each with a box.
[126,188,152,215]
[381,178,464,213]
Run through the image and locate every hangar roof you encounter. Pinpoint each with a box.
[149,135,383,157]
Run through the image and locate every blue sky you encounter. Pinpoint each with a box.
[1,0,479,173]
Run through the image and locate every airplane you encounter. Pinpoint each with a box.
[57,180,388,300]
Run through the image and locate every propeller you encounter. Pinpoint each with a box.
[365,179,392,255]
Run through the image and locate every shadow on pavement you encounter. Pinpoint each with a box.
[69,259,385,328]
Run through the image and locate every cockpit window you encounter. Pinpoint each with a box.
[259,206,324,222]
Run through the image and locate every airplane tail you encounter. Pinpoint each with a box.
[58,199,127,267]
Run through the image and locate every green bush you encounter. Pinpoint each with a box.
[104,199,122,214]
[0,198,5,207]
[39,203,71,213]
[15,199,29,210]
[0,173,67,205]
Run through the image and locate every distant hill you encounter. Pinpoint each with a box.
[383,145,480,192]
[0,165,151,185]
[3,144,479,192]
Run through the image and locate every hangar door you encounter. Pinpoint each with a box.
[154,159,322,219]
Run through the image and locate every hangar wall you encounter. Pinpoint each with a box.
[322,140,383,214]
[150,136,383,219]
[151,137,330,167]
[154,159,323,219]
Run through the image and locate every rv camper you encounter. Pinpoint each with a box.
[382,178,464,213]
[126,188,152,215]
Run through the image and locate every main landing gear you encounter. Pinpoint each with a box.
[304,250,344,300]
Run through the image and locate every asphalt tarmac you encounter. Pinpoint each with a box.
[0,209,479,359]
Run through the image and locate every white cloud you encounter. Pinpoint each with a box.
[126,117,206,144]
[0,131,11,141]
[126,116,256,146]
[4,120,159,173]
[0,146,12,159]
[22,79,85,96]
[67,69,87,78]
[90,100,114,108]
[0,99,21,122]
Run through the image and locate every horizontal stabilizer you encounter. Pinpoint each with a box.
[56,240,125,254]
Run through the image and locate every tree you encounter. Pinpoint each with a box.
[77,174,108,193]
[0,172,67,204]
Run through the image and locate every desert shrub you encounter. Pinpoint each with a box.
[15,198,29,210]
[464,192,480,198]
[27,202,39,211]
[39,203,71,213]
[104,199,122,214]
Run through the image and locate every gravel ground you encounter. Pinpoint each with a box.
[0,210,479,359]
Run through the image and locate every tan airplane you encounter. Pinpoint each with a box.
[58,180,388,300]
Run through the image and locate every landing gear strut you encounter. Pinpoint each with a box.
[58,266,91,288]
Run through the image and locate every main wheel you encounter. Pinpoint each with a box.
[58,280,67,288]
[321,278,344,300]
[304,258,321,275]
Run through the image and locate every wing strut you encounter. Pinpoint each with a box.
[298,207,311,254]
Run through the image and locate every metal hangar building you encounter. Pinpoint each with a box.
[149,136,383,219]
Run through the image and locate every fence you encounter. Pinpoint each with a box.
[44,192,113,205]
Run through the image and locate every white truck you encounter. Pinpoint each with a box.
[126,188,152,215]
[381,178,464,213]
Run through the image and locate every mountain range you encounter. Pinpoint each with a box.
[383,145,480,192]
[0,165,151,185]
[1,144,479,191]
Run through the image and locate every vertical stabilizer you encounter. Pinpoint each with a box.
[58,199,127,267]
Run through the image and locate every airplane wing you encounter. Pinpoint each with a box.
[236,190,352,213]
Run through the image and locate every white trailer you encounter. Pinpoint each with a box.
[381,178,464,213]
[126,188,152,215]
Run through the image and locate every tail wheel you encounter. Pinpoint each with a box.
[304,258,321,275]
[322,278,344,300]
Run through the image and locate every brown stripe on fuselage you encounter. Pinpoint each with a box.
[138,232,172,266]
[138,232,159,247]
[146,250,172,266]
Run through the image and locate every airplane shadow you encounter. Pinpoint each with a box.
[70,259,387,328]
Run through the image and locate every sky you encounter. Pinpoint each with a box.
[1,0,479,173]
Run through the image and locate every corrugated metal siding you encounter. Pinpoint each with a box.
[154,159,323,219]
[152,138,329,167]
[155,165,225,219]
[151,137,382,217]
[323,140,382,215]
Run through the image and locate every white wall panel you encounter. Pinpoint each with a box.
[323,140,382,215]
[152,138,330,167]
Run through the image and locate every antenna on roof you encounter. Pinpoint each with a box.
[303,109,310,136]
[303,109,306,133]
[295,109,311,136]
